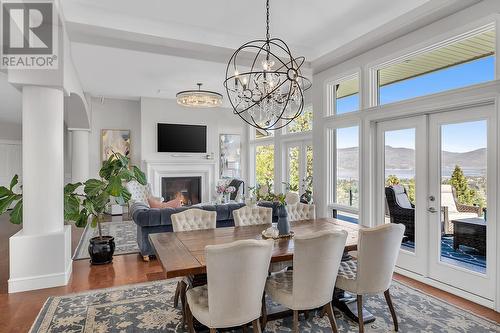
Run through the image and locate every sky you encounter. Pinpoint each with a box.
[335,56,493,152]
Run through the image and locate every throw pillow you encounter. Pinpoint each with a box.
[148,197,182,209]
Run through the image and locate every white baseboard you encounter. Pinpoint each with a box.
[394,267,495,310]
[8,225,73,293]
[8,263,72,293]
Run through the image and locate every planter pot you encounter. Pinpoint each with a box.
[88,236,115,265]
[277,205,290,235]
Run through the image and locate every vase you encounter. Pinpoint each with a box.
[224,193,231,203]
[277,205,290,235]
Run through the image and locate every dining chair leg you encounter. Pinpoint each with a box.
[260,293,267,330]
[324,303,339,333]
[186,302,195,333]
[292,310,299,333]
[384,289,399,332]
[252,319,262,333]
[173,281,181,308]
[357,295,364,333]
[180,280,188,327]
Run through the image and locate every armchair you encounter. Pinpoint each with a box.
[385,185,415,242]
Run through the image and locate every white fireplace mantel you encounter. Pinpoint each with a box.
[143,160,217,203]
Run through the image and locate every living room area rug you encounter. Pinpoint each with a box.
[73,220,139,260]
[29,279,499,333]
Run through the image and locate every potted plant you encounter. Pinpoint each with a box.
[0,152,147,265]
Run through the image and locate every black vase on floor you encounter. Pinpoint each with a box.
[89,236,115,265]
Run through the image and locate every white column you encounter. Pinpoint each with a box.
[69,129,90,183]
[9,86,72,293]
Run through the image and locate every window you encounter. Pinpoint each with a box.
[329,74,360,116]
[335,126,359,208]
[287,145,300,191]
[378,27,495,105]
[305,144,313,194]
[286,105,313,133]
[255,144,274,186]
[284,142,313,196]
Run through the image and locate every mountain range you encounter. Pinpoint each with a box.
[337,146,486,177]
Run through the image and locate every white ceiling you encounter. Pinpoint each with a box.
[0,0,477,123]
[62,0,432,60]
[63,0,453,101]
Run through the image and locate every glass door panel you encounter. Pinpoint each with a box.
[384,128,416,253]
[428,107,495,300]
[287,145,300,192]
[440,120,487,273]
[377,116,427,275]
[304,145,313,194]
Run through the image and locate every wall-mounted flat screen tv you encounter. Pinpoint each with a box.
[157,123,207,153]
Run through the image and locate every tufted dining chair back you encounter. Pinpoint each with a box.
[171,208,216,232]
[355,223,405,294]
[292,230,347,309]
[233,206,273,227]
[286,203,316,222]
[206,239,273,328]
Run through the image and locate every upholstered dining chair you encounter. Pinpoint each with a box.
[263,230,348,333]
[286,203,316,221]
[233,206,273,227]
[284,192,315,221]
[171,209,217,325]
[171,208,217,232]
[336,223,405,333]
[185,239,273,333]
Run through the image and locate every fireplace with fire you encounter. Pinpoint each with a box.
[161,176,202,206]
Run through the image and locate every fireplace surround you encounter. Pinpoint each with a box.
[144,160,216,203]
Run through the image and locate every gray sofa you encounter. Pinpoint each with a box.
[131,201,279,257]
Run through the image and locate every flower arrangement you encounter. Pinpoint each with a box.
[216,184,226,195]
[225,186,236,194]
[216,184,237,194]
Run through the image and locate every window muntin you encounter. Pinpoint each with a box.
[378,28,495,105]
[335,126,359,208]
[255,144,274,187]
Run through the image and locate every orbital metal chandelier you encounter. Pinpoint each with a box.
[176,83,223,108]
[223,0,311,131]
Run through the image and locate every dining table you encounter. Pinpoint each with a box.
[149,217,375,327]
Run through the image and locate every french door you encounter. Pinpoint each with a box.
[284,141,313,195]
[377,116,428,275]
[427,106,496,300]
[377,105,496,300]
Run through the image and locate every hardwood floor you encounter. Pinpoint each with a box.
[0,213,498,332]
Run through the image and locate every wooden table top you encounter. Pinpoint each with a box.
[150,218,360,279]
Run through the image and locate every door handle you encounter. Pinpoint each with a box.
[428,207,438,213]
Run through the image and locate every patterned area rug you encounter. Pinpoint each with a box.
[29,279,499,333]
[73,221,139,260]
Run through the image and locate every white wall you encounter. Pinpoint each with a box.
[0,122,21,141]
[89,97,141,178]
[140,97,247,182]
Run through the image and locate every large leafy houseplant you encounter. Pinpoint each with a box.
[0,152,146,238]
[64,152,147,237]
